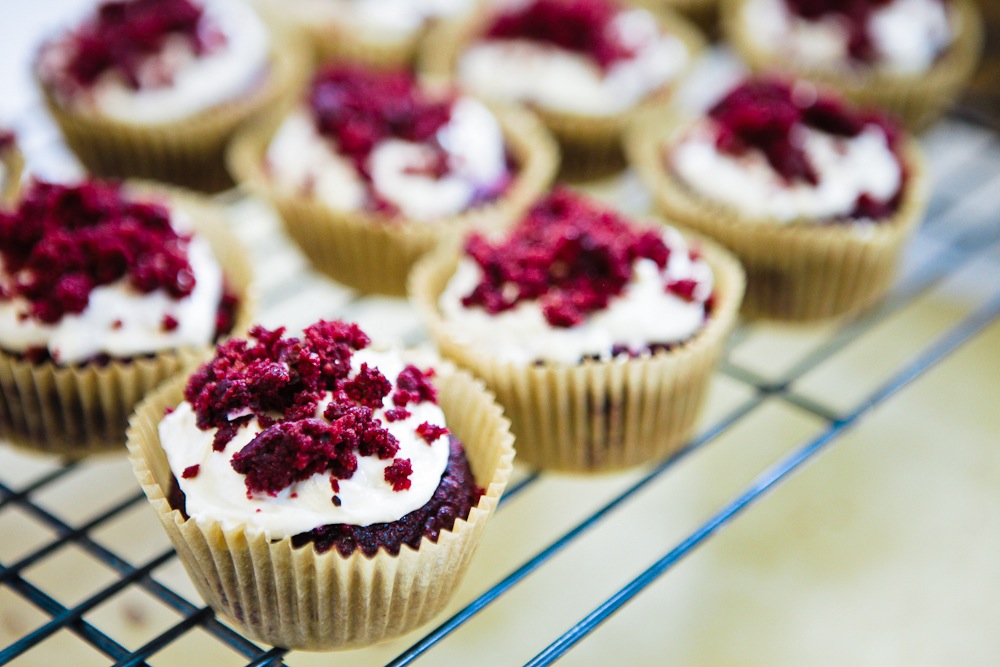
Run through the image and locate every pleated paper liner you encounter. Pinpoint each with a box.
[626,114,929,321]
[39,24,310,194]
[418,4,706,181]
[227,102,559,296]
[627,0,719,36]
[126,362,515,651]
[0,141,23,205]
[410,227,745,473]
[721,0,984,132]
[0,185,256,458]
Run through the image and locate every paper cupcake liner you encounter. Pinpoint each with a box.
[626,0,719,36]
[410,227,745,472]
[0,186,256,458]
[126,362,515,650]
[626,115,929,321]
[721,0,984,131]
[40,26,310,193]
[418,5,706,181]
[227,103,559,296]
[0,141,24,206]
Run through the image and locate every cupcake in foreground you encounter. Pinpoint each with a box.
[36,0,306,192]
[420,0,704,178]
[0,132,24,205]
[258,0,478,67]
[127,320,514,649]
[627,78,928,320]
[228,64,557,295]
[0,178,253,456]
[722,0,983,130]
[411,188,744,472]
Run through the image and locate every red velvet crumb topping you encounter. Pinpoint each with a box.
[485,0,635,70]
[0,179,197,325]
[461,188,698,328]
[182,464,199,479]
[60,0,218,91]
[184,321,439,497]
[416,422,450,445]
[708,79,904,217]
[384,458,413,492]
[784,0,945,63]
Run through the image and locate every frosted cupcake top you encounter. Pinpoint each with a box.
[439,188,714,365]
[160,321,455,538]
[741,0,954,74]
[457,0,691,116]
[266,66,511,221]
[0,179,227,365]
[37,0,270,123]
[670,79,906,222]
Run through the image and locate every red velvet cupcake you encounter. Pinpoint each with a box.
[127,319,514,649]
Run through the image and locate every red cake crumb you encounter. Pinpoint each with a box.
[784,0,945,63]
[384,458,413,491]
[162,314,179,331]
[59,0,219,91]
[181,464,200,479]
[184,321,440,497]
[485,0,635,70]
[416,422,449,445]
[0,179,197,325]
[708,79,904,217]
[384,407,411,422]
[461,188,706,327]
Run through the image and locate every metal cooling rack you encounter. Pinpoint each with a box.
[2,97,1000,666]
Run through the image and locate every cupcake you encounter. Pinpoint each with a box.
[127,320,514,649]
[0,178,254,456]
[722,0,984,130]
[0,131,24,205]
[411,188,744,472]
[420,0,705,179]
[36,0,307,192]
[627,78,928,320]
[228,64,557,296]
[257,0,479,68]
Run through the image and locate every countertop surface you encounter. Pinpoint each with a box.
[1,2,999,666]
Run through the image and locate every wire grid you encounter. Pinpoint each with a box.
[0,111,998,666]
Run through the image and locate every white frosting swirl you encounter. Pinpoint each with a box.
[671,118,902,222]
[457,8,688,116]
[0,210,223,365]
[741,0,953,75]
[38,0,271,123]
[439,227,712,365]
[266,97,508,221]
[160,349,451,536]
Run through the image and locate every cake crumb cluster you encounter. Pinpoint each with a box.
[183,321,444,498]
[485,0,635,71]
[0,180,197,325]
[708,80,903,218]
[460,188,704,328]
[61,0,220,91]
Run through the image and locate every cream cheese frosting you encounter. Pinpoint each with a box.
[266,97,508,220]
[741,0,953,75]
[457,8,688,116]
[670,119,902,222]
[38,0,271,123]
[160,348,451,536]
[439,226,713,365]
[0,215,223,365]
